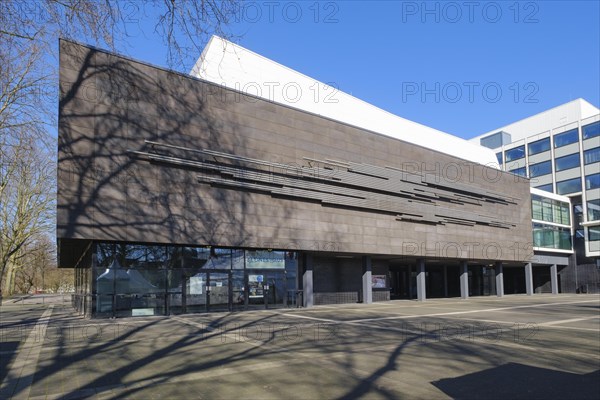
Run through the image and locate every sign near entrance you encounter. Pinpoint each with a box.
[372,275,387,289]
[246,250,285,269]
[248,274,264,298]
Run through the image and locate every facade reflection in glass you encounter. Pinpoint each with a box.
[532,223,572,250]
[76,243,298,317]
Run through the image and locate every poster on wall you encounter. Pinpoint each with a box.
[371,275,387,289]
[189,276,204,295]
[248,274,264,298]
[246,250,285,269]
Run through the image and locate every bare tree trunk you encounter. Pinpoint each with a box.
[3,262,16,296]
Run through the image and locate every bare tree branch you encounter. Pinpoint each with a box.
[0,0,239,297]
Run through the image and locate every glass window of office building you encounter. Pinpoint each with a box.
[529,160,552,178]
[556,177,581,195]
[509,166,527,177]
[505,145,525,162]
[586,174,600,190]
[583,121,600,140]
[532,223,571,250]
[531,195,570,225]
[554,128,579,148]
[588,199,600,221]
[555,153,581,172]
[481,131,511,149]
[495,152,503,165]
[528,138,550,155]
[584,147,600,165]
[535,183,553,193]
[589,226,600,242]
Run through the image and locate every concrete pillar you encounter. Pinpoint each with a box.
[460,261,469,299]
[495,261,504,297]
[303,254,314,308]
[362,256,372,304]
[550,264,559,295]
[408,266,413,299]
[525,263,534,296]
[416,259,426,302]
[443,265,448,298]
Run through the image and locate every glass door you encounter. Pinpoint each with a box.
[207,272,230,312]
[390,268,410,299]
[232,270,246,311]
[178,271,233,313]
[264,271,286,309]
[185,272,208,313]
[245,271,287,309]
[247,273,266,310]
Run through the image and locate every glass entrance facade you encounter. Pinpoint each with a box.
[75,242,298,318]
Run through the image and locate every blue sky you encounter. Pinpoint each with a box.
[122,1,599,139]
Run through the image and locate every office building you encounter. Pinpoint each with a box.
[471,99,600,293]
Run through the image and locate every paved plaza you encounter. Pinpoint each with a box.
[1,294,599,399]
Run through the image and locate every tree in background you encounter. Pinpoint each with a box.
[11,235,58,294]
[11,235,73,294]
[1,130,55,296]
[0,0,238,299]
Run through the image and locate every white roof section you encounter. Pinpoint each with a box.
[471,99,600,144]
[530,187,571,203]
[191,36,499,168]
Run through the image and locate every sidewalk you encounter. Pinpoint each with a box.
[1,294,599,399]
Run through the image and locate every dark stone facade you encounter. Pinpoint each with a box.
[57,40,532,268]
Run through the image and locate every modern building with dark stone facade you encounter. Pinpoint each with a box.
[58,39,534,318]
